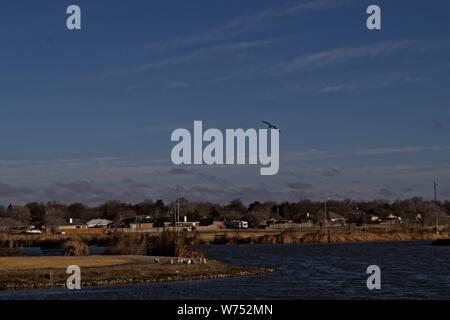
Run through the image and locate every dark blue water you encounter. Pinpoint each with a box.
[19,246,105,256]
[1,241,449,300]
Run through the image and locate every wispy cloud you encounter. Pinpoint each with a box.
[167,81,191,88]
[101,40,274,79]
[283,144,450,163]
[321,84,359,93]
[286,182,313,190]
[152,0,356,51]
[320,74,426,93]
[282,149,329,162]
[273,41,417,75]
[355,145,450,156]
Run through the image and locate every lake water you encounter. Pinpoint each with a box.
[19,245,105,256]
[1,241,449,300]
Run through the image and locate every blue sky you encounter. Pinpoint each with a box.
[1,0,450,204]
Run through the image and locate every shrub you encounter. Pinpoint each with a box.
[104,233,149,255]
[104,231,203,257]
[63,239,90,256]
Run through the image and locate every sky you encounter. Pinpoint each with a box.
[1,0,450,205]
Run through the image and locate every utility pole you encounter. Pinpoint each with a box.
[176,185,180,235]
[434,181,438,234]
[324,198,328,234]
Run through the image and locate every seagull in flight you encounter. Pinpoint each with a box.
[262,120,281,132]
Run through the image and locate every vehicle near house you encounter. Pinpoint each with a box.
[226,220,249,229]
[25,228,42,234]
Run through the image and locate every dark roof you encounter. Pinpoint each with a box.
[328,212,346,219]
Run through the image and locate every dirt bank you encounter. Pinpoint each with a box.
[0,255,273,291]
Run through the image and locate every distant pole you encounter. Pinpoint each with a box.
[324,198,328,234]
[176,186,180,234]
[434,181,438,234]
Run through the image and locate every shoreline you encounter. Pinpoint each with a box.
[0,255,274,291]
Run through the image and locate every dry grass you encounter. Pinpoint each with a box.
[0,256,131,271]
[104,233,150,255]
[150,231,203,257]
[300,230,449,243]
[0,233,109,248]
[192,229,449,245]
[0,248,22,257]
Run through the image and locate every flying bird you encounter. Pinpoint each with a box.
[262,120,281,132]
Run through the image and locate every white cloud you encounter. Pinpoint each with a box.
[273,41,417,75]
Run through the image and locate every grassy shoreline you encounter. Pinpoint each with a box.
[1,229,448,248]
[0,255,274,291]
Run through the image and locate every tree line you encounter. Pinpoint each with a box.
[0,197,449,228]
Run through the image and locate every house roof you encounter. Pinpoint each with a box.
[327,212,346,219]
[86,219,113,227]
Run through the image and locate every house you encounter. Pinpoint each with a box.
[381,213,402,224]
[57,224,88,235]
[126,216,153,229]
[57,225,107,235]
[58,224,88,231]
[265,218,297,229]
[327,212,346,226]
[86,219,113,228]
[295,213,315,227]
[55,218,113,234]
[130,222,155,231]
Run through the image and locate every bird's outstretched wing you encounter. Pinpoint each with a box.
[262,120,280,131]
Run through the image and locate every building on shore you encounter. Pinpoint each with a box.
[327,212,347,226]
